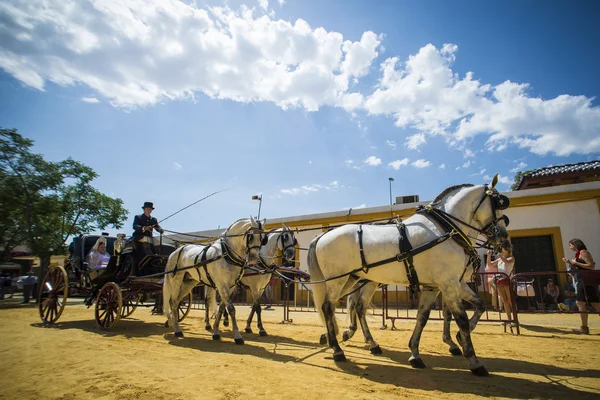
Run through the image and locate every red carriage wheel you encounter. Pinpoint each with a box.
[121,294,139,318]
[38,266,69,324]
[177,292,192,322]
[95,282,122,330]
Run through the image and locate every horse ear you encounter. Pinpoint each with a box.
[250,215,257,226]
[490,174,499,189]
[282,223,289,230]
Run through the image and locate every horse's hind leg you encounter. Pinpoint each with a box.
[442,301,462,356]
[407,290,438,368]
[457,281,485,332]
[446,296,488,376]
[322,298,345,362]
[341,289,359,343]
[352,282,381,354]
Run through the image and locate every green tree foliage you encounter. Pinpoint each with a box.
[0,128,128,272]
[510,169,534,191]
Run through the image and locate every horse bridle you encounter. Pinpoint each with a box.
[431,185,509,244]
[244,220,266,255]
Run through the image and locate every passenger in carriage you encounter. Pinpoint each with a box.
[562,238,599,334]
[132,202,165,267]
[86,237,110,279]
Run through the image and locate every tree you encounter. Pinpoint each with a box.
[0,128,128,276]
[510,169,534,191]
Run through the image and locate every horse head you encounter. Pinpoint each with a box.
[278,224,297,264]
[472,173,510,248]
[244,216,264,266]
[222,217,264,266]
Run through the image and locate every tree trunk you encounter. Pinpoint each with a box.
[38,253,52,286]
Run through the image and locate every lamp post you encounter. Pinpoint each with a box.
[388,177,394,217]
[252,195,262,220]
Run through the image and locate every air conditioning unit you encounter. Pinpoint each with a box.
[395,195,419,204]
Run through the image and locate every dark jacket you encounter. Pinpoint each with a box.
[132,213,162,241]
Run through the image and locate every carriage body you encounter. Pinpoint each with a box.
[38,233,191,329]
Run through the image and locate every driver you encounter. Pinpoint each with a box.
[132,202,165,267]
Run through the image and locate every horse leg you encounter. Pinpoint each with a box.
[457,282,486,332]
[348,282,381,354]
[322,298,345,361]
[204,287,214,331]
[446,296,489,376]
[245,301,257,334]
[407,290,438,368]
[225,298,244,345]
[342,289,359,343]
[211,299,226,340]
[320,277,358,346]
[255,287,268,336]
[442,301,462,356]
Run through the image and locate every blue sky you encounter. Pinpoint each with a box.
[1,0,599,236]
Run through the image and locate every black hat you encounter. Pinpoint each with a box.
[142,202,155,210]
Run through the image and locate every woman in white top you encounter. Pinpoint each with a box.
[486,241,516,326]
[87,237,111,280]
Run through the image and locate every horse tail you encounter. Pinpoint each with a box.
[163,246,184,322]
[307,233,330,330]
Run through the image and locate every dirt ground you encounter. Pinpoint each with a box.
[1,298,599,400]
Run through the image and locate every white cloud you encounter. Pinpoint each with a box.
[385,140,396,150]
[438,163,446,169]
[354,203,366,209]
[405,132,426,150]
[308,160,312,164]
[411,159,431,168]
[280,180,341,195]
[277,0,285,5]
[363,43,600,156]
[462,160,472,169]
[81,97,100,103]
[173,162,182,170]
[470,168,486,176]
[510,161,527,173]
[388,158,409,170]
[463,148,475,158]
[0,0,381,111]
[364,156,382,166]
[2,2,599,157]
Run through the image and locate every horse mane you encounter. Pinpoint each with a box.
[431,184,474,205]
[221,218,252,238]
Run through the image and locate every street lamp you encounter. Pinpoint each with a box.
[388,177,394,217]
[252,194,262,220]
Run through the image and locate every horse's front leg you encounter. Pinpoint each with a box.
[458,281,486,332]
[254,286,268,336]
[211,299,226,340]
[446,296,489,376]
[407,290,438,368]
[225,298,244,344]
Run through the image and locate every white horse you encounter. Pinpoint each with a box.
[308,176,509,376]
[204,225,298,336]
[163,217,263,343]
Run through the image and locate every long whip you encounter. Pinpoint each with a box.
[159,189,228,224]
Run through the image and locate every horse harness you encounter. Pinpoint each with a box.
[355,185,509,292]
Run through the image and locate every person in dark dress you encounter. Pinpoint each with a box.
[562,238,599,334]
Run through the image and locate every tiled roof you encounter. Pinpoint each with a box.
[523,160,600,178]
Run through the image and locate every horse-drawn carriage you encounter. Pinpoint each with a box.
[38,233,192,329]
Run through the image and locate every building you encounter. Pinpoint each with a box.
[516,160,600,190]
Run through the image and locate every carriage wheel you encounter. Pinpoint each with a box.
[121,294,139,318]
[39,266,69,324]
[95,282,122,330]
[178,292,193,322]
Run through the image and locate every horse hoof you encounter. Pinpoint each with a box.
[174,331,184,339]
[471,366,489,377]
[342,331,350,342]
[319,334,327,345]
[449,347,463,356]
[245,328,253,334]
[223,320,229,327]
[409,357,426,369]
[370,346,383,355]
[234,338,245,345]
[164,321,169,328]
[212,334,221,341]
[333,353,346,362]
[259,331,268,337]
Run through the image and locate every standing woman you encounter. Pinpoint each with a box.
[562,238,599,334]
[487,240,516,326]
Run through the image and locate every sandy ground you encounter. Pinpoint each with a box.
[1,298,600,400]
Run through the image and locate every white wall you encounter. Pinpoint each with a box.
[505,199,600,265]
